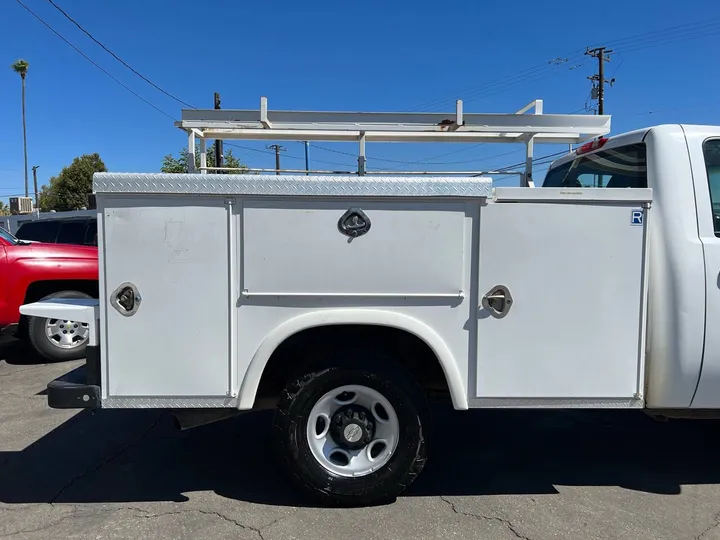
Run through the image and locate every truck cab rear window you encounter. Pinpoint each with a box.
[703,139,720,237]
[543,143,647,189]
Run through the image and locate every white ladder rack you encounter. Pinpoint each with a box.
[175,97,611,186]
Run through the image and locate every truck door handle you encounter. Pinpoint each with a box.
[481,285,513,319]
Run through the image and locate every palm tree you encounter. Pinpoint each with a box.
[11,59,29,199]
[0,202,10,216]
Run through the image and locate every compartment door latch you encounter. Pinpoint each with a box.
[111,282,142,317]
[481,285,513,319]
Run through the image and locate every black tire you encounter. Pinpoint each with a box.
[273,351,430,507]
[27,290,93,362]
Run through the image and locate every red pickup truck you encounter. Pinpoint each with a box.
[0,226,98,361]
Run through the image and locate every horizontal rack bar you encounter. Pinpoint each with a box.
[177,97,610,145]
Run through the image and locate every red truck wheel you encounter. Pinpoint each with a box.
[27,290,93,362]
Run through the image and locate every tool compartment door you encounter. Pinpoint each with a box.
[474,188,651,403]
[101,196,232,397]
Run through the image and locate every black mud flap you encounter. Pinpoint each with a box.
[47,345,101,409]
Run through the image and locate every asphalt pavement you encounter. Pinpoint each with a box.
[2,337,720,540]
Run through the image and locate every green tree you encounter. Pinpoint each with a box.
[39,153,107,212]
[0,202,10,216]
[161,142,247,174]
[11,59,29,198]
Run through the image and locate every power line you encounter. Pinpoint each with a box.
[18,1,383,170]
[612,25,720,55]
[409,17,720,113]
[598,18,720,50]
[494,150,569,173]
[16,2,353,170]
[410,57,587,112]
[44,0,195,109]
[15,0,176,121]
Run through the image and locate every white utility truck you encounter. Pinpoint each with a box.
[20,98,720,506]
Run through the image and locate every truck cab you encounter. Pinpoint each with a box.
[542,124,720,410]
[0,226,98,361]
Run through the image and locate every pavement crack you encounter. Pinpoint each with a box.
[441,496,531,540]
[49,415,161,504]
[257,515,291,540]
[696,511,720,540]
[73,506,272,537]
[0,513,75,538]
[196,509,260,534]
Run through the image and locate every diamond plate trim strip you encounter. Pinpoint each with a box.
[93,173,493,198]
[102,396,238,409]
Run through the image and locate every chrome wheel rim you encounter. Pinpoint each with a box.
[306,384,399,478]
[45,318,89,349]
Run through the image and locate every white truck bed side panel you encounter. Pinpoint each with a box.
[101,197,232,397]
[474,197,648,400]
[234,200,478,410]
[242,200,466,296]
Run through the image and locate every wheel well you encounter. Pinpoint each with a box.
[23,280,99,304]
[18,280,99,337]
[254,324,451,408]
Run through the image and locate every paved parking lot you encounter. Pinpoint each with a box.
[2,338,720,539]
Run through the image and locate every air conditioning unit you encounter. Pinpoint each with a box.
[9,197,33,215]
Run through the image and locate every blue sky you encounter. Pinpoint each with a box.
[1,0,720,201]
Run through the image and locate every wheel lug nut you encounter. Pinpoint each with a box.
[359,412,366,420]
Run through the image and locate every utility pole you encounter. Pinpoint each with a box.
[214,92,224,172]
[267,144,285,175]
[31,165,39,209]
[585,47,615,115]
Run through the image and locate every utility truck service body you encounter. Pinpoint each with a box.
[22,98,720,505]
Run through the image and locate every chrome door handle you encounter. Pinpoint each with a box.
[481,285,513,319]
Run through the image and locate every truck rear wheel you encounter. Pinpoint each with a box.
[27,290,92,362]
[273,354,429,506]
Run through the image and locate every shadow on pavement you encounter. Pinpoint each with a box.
[0,338,50,366]
[1,403,720,508]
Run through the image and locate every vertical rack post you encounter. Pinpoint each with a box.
[187,129,196,173]
[304,141,310,176]
[358,132,367,176]
[200,137,207,174]
[524,137,535,188]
